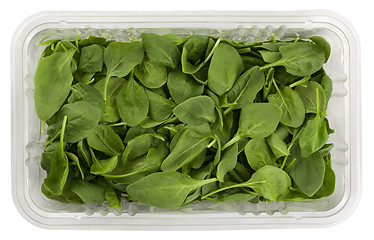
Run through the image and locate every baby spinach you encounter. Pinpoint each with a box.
[237,103,282,138]
[202,165,291,202]
[78,36,106,47]
[266,132,289,159]
[313,162,335,198]
[288,150,326,197]
[161,129,213,171]
[207,42,244,96]
[77,140,91,167]
[94,77,125,122]
[181,36,221,76]
[248,165,291,201]
[103,41,144,101]
[71,180,106,204]
[78,44,103,73]
[104,143,169,179]
[141,32,181,68]
[261,42,325,76]
[259,50,282,63]
[41,141,62,172]
[216,143,238,182]
[167,70,204,104]
[116,73,149,127]
[309,36,331,63]
[66,152,84,179]
[56,101,103,143]
[34,49,76,121]
[36,33,335,210]
[146,89,176,122]
[121,134,154,163]
[90,154,119,175]
[244,138,277,171]
[86,124,124,156]
[225,66,265,114]
[68,83,105,114]
[223,103,281,150]
[134,59,167,89]
[267,82,305,128]
[298,115,330,157]
[181,35,209,74]
[127,171,217,209]
[320,71,333,103]
[41,116,69,196]
[295,81,326,114]
[173,96,216,125]
[161,33,190,46]
[298,83,330,157]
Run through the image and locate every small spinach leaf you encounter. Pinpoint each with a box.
[134,59,167,89]
[288,151,326,197]
[71,180,106,204]
[42,116,69,196]
[161,129,212,171]
[309,36,331,63]
[86,124,124,156]
[245,138,277,171]
[298,115,329,157]
[57,101,102,143]
[207,43,244,96]
[146,89,176,122]
[78,44,103,73]
[217,143,238,182]
[268,85,305,128]
[102,41,144,100]
[295,81,326,114]
[141,32,181,68]
[261,42,325,76]
[173,96,216,125]
[94,77,125,122]
[265,133,289,159]
[126,171,217,208]
[225,66,265,113]
[167,70,204,104]
[116,74,149,127]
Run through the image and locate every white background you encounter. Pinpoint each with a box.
[2,0,371,239]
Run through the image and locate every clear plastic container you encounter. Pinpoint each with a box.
[11,11,361,230]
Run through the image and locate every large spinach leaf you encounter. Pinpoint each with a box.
[207,43,244,96]
[34,49,76,121]
[116,73,149,127]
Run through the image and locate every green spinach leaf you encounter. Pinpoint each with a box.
[261,42,325,76]
[78,44,103,73]
[134,59,167,89]
[103,41,144,100]
[116,73,149,127]
[86,124,124,156]
[244,138,277,171]
[127,171,217,208]
[207,43,244,96]
[167,70,204,104]
[34,49,76,121]
[141,32,181,68]
[161,129,213,171]
[173,96,216,125]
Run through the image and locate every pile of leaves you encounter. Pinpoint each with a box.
[35,32,335,209]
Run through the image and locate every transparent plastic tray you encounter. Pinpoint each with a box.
[11,11,361,230]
